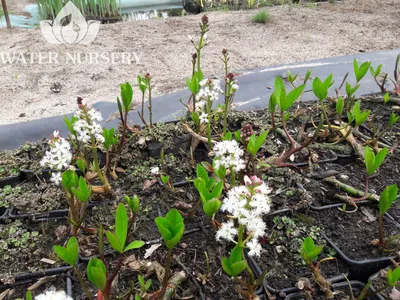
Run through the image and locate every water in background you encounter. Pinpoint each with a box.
[0,0,183,28]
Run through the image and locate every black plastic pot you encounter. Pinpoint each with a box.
[247,255,347,298]
[367,269,393,300]
[285,280,365,300]
[147,135,192,158]
[323,232,398,283]
[0,206,9,220]
[8,199,115,222]
[0,266,72,290]
[0,173,22,188]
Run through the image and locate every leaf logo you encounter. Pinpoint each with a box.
[40,1,100,45]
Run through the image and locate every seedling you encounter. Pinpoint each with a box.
[136,275,152,299]
[377,184,398,248]
[154,209,185,297]
[117,82,133,149]
[300,237,334,299]
[370,64,388,93]
[358,266,400,299]
[88,203,144,300]
[312,75,334,132]
[246,131,269,175]
[267,76,323,167]
[61,170,92,235]
[54,237,93,299]
[137,75,149,126]
[102,127,117,182]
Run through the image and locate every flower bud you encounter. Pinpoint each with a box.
[202,15,209,26]
[222,48,228,55]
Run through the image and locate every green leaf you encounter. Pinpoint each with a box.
[138,274,145,286]
[234,130,242,142]
[274,76,286,107]
[374,148,389,173]
[281,84,306,111]
[255,131,269,152]
[389,113,399,126]
[124,240,145,252]
[364,146,376,176]
[106,231,123,253]
[301,237,323,263]
[155,209,185,249]
[210,181,223,199]
[323,74,334,88]
[103,128,117,150]
[64,116,77,135]
[312,77,328,101]
[387,267,400,287]
[269,93,277,114]
[125,195,140,214]
[161,174,169,185]
[115,203,128,251]
[196,164,208,181]
[379,184,398,215]
[222,131,233,141]
[87,258,107,291]
[76,159,86,174]
[384,92,391,104]
[304,69,312,84]
[336,97,344,117]
[71,177,92,203]
[354,59,371,82]
[61,170,79,192]
[203,199,222,217]
[54,236,79,266]
[120,82,133,111]
[26,291,33,300]
[221,245,247,277]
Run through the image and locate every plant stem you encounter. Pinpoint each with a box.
[73,266,93,300]
[206,97,212,149]
[379,213,384,247]
[230,166,235,187]
[148,81,153,128]
[160,248,174,297]
[119,109,128,152]
[104,255,124,298]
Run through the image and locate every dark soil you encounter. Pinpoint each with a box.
[255,212,348,293]
[313,207,399,260]
[370,267,400,299]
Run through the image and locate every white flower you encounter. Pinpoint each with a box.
[213,140,245,172]
[73,108,104,145]
[35,288,72,300]
[216,220,238,242]
[50,172,62,185]
[196,78,222,103]
[247,238,262,257]
[40,135,72,172]
[151,167,159,175]
[53,130,60,138]
[199,113,209,124]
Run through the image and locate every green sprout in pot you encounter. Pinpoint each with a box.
[217,176,272,298]
[87,203,144,300]
[246,130,269,176]
[54,237,93,299]
[193,163,223,227]
[358,266,400,300]
[373,184,399,249]
[61,170,93,236]
[349,146,389,206]
[137,74,149,126]
[117,82,133,150]
[153,209,185,298]
[265,76,323,167]
[300,237,334,299]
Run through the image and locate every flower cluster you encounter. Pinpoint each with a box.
[216,176,272,256]
[73,99,104,145]
[226,72,239,93]
[213,140,245,172]
[195,78,222,124]
[40,130,72,185]
[35,288,73,300]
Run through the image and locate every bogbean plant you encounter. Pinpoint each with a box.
[300,237,334,299]
[53,201,144,300]
[369,54,400,96]
[358,266,400,300]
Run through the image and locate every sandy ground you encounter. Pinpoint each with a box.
[0,0,399,125]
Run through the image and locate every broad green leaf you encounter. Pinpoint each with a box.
[312,77,328,101]
[26,292,33,300]
[234,130,242,142]
[138,274,145,286]
[255,131,269,152]
[87,258,107,291]
[76,159,86,174]
[269,93,277,114]
[155,209,185,249]
[124,240,145,252]
[354,59,371,82]
[196,164,208,181]
[303,69,312,84]
[389,113,399,126]
[115,203,128,250]
[203,199,221,217]
[387,267,400,287]
[336,97,344,117]
[120,82,133,111]
[274,76,286,106]
[210,181,223,199]
[161,174,169,185]
[61,170,78,192]
[281,84,306,111]
[53,236,78,266]
[364,146,376,176]
[323,74,334,88]
[71,177,91,203]
[379,184,398,215]
[106,231,123,253]
[374,148,389,173]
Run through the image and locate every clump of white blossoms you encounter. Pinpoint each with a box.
[73,98,104,145]
[216,175,272,257]
[40,130,72,185]
[35,288,73,300]
[213,140,245,172]
[195,78,222,124]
